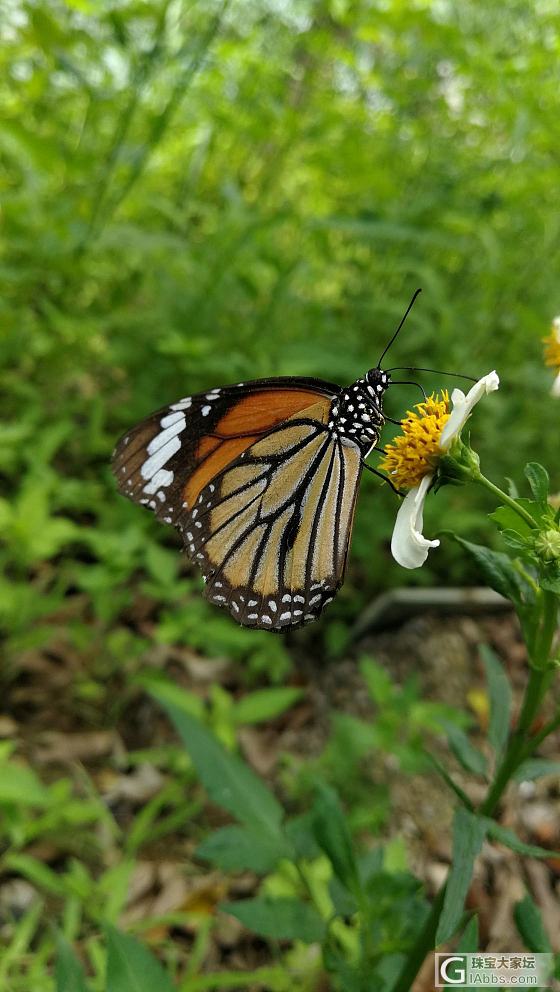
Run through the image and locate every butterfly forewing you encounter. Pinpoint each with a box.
[112,377,338,528]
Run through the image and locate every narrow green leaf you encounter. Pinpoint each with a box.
[457,914,479,951]
[426,751,473,809]
[436,809,487,944]
[196,825,286,873]
[3,853,65,896]
[105,925,175,992]
[445,917,479,991]
[55,936,90,992]
[136,673,205,719]
[480,645,511,761]
[157,701,285,841]
[514,894,552,952]
[311,783,360,895]
[444,723,487,779]
[221,898,325,944]
[514,758,560,781]
[486,822,560,860]
[0,762,50,806]
[232,687,303,725]
[524,462,549,503]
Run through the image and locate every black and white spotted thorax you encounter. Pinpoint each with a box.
[327,368,391,452]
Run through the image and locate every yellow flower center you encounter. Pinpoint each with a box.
[379,391,450,490]
[543,331,560,371]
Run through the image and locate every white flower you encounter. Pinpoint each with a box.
[550,318,560,397]
[390,371,500,570]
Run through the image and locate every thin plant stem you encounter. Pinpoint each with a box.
[474,473,537,529]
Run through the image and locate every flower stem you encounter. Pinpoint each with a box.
[473,473,537,529]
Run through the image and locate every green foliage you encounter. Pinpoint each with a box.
[55,937,89,992]
[480,644,512,765]
[105,926,176,992]
[436,809,487,945]
[221,898,326,945]
[514,894,552,954]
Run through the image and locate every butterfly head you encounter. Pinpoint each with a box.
[365,367,391,394]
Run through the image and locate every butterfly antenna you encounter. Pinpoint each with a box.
[390,380,427,400]
[376,288,422,369]
[387,366,477,383]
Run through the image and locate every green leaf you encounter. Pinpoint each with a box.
[221,898,325,944]
[157,701,286,841]
[105,925,176,992]
[55,936,90,992]
[457,914,479,951]
[3,854,66,896]
[0,762,50,806]
[451,536,529,607]
[489,505,533,540]
[524,462,550,503]
[514,894,552,952]
[486,822,560,860]
[444,723,487,779]
[136,672,205,719]
[232,687,303,725]
[436,809,487,944]
[514,758,560,781]
[311,783,360,895]
[540,568,560,595]
[480,645,511,761]
[445,917,479,991]
[196,825,286,873]
[426,752,473,809]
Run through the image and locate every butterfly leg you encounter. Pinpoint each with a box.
[361,461,404,497]
[385,417,403,426]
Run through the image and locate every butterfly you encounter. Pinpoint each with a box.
[112,293,428,631]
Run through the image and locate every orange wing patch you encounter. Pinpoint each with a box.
[213,389,330,436]
[184,392,332,509]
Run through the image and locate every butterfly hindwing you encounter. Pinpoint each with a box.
[182,411,363,630]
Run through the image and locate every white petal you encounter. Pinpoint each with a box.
[391,474,440,569]
[552,316,560,344]
[552,372,560,398]
[440,370,500,449]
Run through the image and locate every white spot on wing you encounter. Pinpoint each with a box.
[142,467,174,494]
[141,436,181,480]
[160,411,185,428]
[147,417,185,456]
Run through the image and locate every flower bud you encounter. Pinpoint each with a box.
[534,529,560,562]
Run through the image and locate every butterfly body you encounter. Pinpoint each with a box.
[112,369,391,631]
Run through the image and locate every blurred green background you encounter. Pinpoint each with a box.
[1,0,560,986]
[2,0,560,658]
